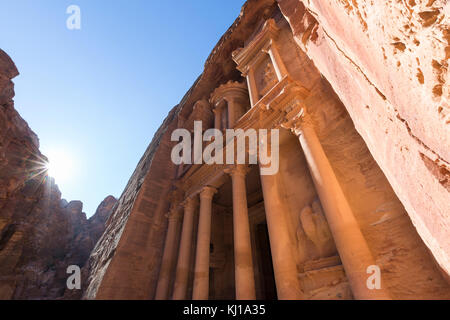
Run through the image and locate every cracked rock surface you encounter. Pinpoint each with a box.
[278,0,450,278]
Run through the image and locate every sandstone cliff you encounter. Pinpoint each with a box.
[277,0,450,279]
[0,49,117,299]
[83,0,279,299]
[82,0,450,299]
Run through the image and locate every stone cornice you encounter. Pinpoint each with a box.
[232,19,280,75]
[210,80,248,106]
[180,162,226,199]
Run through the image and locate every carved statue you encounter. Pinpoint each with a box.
[258,60,277,96]
[297,200,336,259]
[295,220,310,264]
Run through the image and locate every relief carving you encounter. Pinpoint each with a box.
[255,57,277,98]
[296,200,336,261]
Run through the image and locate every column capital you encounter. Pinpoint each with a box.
[182,195,198,210]
[199,186,217,200]
[280,101,313,136]
[166,207,183,221]
[224,164,250,178]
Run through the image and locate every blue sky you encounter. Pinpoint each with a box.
[0,0,246,217]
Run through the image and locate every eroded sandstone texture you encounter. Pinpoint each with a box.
[277,0,450,279]
[3,0,448,300]
[82,0,449,300]
[0,49,117,299]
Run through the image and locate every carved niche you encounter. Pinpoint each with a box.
[296,199,337,262]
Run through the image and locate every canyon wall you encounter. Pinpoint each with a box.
[83,0,449,299]
[0,49,116,299]
[83,0,279,299]
[277,0,450,279]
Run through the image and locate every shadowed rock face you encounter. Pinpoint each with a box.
[0,49,117,300]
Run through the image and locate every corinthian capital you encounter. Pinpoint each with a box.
[224,164,250,178]
[166,207,183,221]
[183,196,199,211]
[280,100,313,136]
[200,186,217,200]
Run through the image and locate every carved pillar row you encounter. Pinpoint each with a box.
[259,166,304,300]
[226,165,256,300]
[192,186,217,300]
[172,196,198,300]
[155,207,183,300]
[287,110,391,300]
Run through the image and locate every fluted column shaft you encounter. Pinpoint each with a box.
[172,197,198,300]
[259,168,304,299]
[228,165,256,300]
[155,208,182,299]
[291,113,390,300]
[192,187,217,300]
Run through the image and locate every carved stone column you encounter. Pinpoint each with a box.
[226,98,236,129]
[259,165,304,300]
[265,43,288,81]
[155,207,183,300]
[245,68,259,107]
[213,106,222,130]
[172,196,198,300]
[285,109,391,300]
[192,186,217,300]
[226,165,256,300]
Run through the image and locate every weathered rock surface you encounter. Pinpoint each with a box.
[277,0,450,279]
[0,48,117,299]
[83,0,280,299]
[83,0,450,300]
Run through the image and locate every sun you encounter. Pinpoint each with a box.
[45,149,77,183]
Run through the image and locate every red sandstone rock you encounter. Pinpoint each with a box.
[277,0,450,279]
[0,49,117,299]
[84,0,449,300]
[2,0,449,300]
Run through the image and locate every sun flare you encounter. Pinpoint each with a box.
[45,149,77,183]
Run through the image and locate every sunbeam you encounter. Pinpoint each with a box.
[44,148,77,185]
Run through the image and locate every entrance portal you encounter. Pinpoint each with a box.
[255,223,277,300]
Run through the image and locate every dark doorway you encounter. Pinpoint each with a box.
[255,223,277,300]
